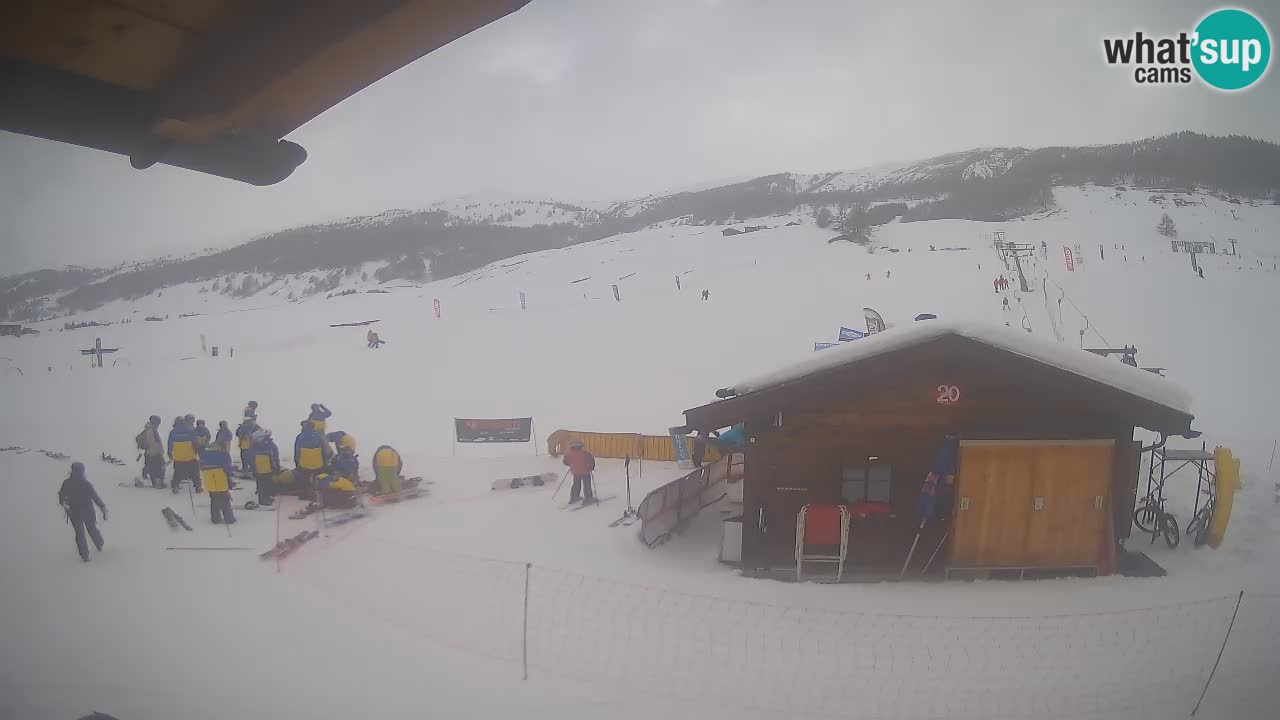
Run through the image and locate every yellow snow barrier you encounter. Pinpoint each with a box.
[1208,447,1238,549]
[546,429,721,463]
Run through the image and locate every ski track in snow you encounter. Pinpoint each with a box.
[2,186,1279,719]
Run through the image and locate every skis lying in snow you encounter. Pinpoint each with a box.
[356,476,428,496]
[608,511,641,527]
[561,496,616,511]
[259,530,319,560]
[367,487,428,505]
[322,508,368,527]
[162,506,193,531]
[490,472,556,491]
[121,480,166,490]
[288,503,321,520]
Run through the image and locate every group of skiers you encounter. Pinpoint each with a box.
[52,399,412,562]
[992,275,1012,292]
[365,329,385,348]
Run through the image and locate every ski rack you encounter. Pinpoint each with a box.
[1146,443,1217,534]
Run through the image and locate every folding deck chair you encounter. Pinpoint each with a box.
[795,504,851,582]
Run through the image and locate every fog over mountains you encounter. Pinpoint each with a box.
[4,131,1278,322]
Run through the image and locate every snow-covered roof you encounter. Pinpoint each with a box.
[721,320,1193,415]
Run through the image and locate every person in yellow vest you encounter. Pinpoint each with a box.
[198,441,236,524]
[307,403,331,433]
[249,429,280,507]
[315,468,358,509]
[167,417,201,495]
[293,421,331,499]
[330,433,360,486]
[235,418,259,474]
[372,445,403,495]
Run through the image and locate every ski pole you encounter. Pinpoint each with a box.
[921,528,950,575]
[551,469,570,502]
[187,472,198,522]
[899,521,926,579]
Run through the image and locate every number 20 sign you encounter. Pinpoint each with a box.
[935,384,961,405]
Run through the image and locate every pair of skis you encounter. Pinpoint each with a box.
[560,495,616,511]
[366,486,428,505]
[258,530,319,560]
[323,508,368,527]
[161,506,193,531]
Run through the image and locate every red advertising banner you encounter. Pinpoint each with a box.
[433,298,441,318]
[1063,246,1075,272]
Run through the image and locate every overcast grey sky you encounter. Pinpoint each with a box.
[3,0,1278,273]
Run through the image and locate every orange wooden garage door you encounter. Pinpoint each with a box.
[950,440,1114,569]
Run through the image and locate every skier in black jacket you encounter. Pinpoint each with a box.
[57,462,107,562]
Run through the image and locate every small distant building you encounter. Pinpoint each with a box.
[1170,240,1215,254]
[0,324,22,337]
[722,228,741,237]
[743,225,766,233]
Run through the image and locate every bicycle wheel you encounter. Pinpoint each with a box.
[1162,514,1181,548]
[1191,505,1213,547]
[1133,503,1158,534]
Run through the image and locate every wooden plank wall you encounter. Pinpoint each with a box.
[546,429,722,463]
[950,441,1114,569]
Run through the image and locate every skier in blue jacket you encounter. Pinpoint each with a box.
[294,422,331,498]
[249,430,281,507]
[58,462,107,562]
[167,417,202,494]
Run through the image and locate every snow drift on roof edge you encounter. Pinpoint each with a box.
[723,320,1193,415]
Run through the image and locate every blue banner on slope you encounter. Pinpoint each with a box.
[838,326,866,342]
[669,427,692,469]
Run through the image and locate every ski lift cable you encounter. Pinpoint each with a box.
[1045,276,1112,348]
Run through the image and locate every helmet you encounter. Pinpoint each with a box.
[219,420,229,428]
[149,415,161,426]
[196,419,206,426]
[184,414,195,423]
[248,401,258,408]
[70,461,86,476]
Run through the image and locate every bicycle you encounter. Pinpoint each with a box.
[1133,493,1180,548]
[1184,498,1214,547]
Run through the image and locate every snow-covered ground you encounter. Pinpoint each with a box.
[2,185,1278,719]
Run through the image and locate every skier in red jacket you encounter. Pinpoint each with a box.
[563,441,596,504]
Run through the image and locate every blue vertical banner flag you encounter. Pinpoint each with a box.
[612,284,621,302]
[669,426,692,469]
[814,342,838,352]
[838,327,865,342]
[519,291,527,310]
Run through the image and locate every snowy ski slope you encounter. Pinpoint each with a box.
[1,185,1278,720]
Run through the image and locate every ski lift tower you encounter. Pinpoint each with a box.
[994,235,1036,292]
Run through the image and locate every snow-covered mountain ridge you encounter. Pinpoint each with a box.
[3,131,1278,323]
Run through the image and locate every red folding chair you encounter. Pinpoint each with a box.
[795,504,851,582]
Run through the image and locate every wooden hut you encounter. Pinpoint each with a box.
[682,322,1195,579]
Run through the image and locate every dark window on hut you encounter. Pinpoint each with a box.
[841,457,892,503]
